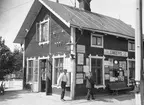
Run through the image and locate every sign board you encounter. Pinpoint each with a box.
[83,66,89,73]
[76,73,83,79]
[77,65,83,72]
[77,45,85,53]
[77,53,84,65]
[76,78,83,84]
[104,49,128,57]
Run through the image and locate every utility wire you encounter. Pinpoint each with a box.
[84,0,90,8]
[69,0,75,7]
[0,0,33,15]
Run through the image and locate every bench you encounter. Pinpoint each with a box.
[108,81,131,95]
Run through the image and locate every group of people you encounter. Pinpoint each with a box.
[57,69,95,101]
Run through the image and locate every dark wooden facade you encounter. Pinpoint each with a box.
[25,6,70,58]
[74,29,136,96]
[24,6,137,97]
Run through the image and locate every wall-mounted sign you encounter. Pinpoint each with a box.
[83,66,89,73]
[76,73,83,79]
[77,65,83,72]
[77,53,84,65]
[76,78,83,84]
[77,45,85,53]
[104,49,128,57]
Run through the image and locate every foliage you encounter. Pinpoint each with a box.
[0,37,13,79]
[0,37,23,79]
[12,48,23,72]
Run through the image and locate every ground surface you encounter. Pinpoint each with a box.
[0,80,138,105]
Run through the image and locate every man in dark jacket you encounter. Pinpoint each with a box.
[85,72,95,100]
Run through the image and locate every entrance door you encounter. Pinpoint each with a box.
[40,60,47,92]
[45,60,52,95]
[91,58,103,86]
[39,59,52,94]
[33,59,39,92]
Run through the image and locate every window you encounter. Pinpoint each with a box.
[28,60,33,82]
[54,58,63,84]
[34,60,38,82]
[91,34,103,48]
[129,61,135,79]
[41,60,47,81]
[91,58,103,86]
[128,41,135,51]
[36,15,50,45]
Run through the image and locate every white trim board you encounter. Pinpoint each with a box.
[39,0,70,28]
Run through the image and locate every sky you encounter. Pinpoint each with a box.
[0,0,143,51]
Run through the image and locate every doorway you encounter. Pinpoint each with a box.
[39,59,52,94]
[40,59,46,92]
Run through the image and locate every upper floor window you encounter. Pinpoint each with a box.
[91,34,103,48]
[128,41,135,51]
[36,15,50,45]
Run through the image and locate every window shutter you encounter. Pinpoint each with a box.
[36,23,40,42]
[47,19,50,42]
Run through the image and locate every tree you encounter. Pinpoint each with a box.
[0,37,13,79]
[0,37,23,80]
[12,48,23,77]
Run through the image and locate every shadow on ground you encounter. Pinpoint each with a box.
[75,91,135,104]
[0,89,31,102]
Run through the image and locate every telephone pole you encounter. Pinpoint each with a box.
[135,0,143,105]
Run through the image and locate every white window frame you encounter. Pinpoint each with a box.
[91,34,103,48]
[89,54,105,89]
[127,58,135,86]
[52,54,66,87]
[39,18,50,46]
[26,57,36,84]
[128,40,135,52]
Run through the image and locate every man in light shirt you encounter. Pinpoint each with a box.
[57,69,68,101]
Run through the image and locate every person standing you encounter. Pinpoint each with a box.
[57,69,68,101]
[85,71,95,100]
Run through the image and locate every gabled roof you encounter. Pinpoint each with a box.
[40,0,135,39]
[14,0,135,44]
[14,0,42,44]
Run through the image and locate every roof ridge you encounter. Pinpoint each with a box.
[42,0,135,37]
[53,1,134,30]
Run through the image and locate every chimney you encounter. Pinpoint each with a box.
[77,0,91,11]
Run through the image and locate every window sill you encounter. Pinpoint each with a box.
[91,45,103,48]
[94,85,106,89]
[39,41,49,46]
[128,50,135,52]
